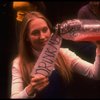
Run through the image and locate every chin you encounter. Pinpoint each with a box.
[41,46,45,50]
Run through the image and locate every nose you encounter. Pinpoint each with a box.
[39,32,45,39]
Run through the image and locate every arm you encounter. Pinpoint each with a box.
[60,46,100,80]
[11,58,35,99]
[11,58,49,99]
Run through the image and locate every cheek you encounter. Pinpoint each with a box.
[46,30,51,38]
[31,37,38,42]
[28,36,38,44]
[46,34,51,38]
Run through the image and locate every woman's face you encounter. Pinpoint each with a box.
[27,18,51,51]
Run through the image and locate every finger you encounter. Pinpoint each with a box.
[30,76,49,88]
[30,80,49,93]
[31,77,49,86]
[30,74,45,78]
[31,75,48,82]
[35,81,49,92]
[34,78,49,89]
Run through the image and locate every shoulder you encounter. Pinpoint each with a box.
[78,4,89,15]
[79,4,89,11]
[59,48,78,58]
[12,57,20,70]
[60,48,73,56]
[60,48,72,54]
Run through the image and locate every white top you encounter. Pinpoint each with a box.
[11,48,100,99]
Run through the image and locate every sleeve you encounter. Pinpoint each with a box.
[60,48,100,80]
[11,58,36,99]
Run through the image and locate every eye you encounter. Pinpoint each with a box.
[31,30,40,36]
[42,27,48,33]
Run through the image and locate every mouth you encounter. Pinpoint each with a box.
[40,41,47,46]
[40,40,48,45]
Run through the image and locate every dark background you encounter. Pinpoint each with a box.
[0,1,100,98]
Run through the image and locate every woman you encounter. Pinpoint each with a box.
[11,11,100,98]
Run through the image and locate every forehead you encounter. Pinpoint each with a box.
[28,18,48,29]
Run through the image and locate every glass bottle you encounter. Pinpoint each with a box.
[55,19,100,42]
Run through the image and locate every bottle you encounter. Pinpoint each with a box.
[55,19,100,42]
[31,32,62,77]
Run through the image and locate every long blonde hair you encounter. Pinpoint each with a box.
[17,11,72,87]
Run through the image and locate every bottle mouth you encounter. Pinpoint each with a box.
[54,19,82,36]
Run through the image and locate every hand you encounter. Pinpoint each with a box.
[26,74,49,96]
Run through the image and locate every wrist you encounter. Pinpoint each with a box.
[26,84,37,97]
[96,45,100,55]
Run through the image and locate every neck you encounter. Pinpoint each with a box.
[32,48,41,58]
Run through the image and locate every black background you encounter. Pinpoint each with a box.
[0,1,100,98]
